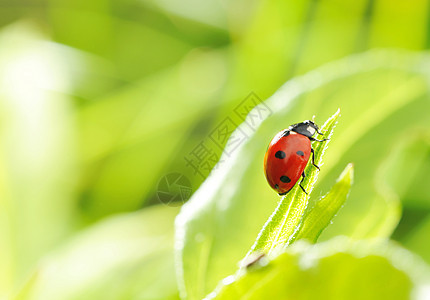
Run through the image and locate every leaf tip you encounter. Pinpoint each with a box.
[320,108,341,133]
[332,107,341,120]
[338,163,354,184]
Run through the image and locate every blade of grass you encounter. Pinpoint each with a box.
[294,163,354,243]
[247,109,340,256]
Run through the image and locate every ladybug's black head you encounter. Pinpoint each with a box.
[289,120,321,138]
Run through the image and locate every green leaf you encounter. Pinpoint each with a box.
[175,50,430,300]
[0,22,79,295]
[404,216,430,266]
[15,205,180,300]
[209,238,430,300]
[78,48,229,218]
[248,110,341,255]
[295,163,354,243]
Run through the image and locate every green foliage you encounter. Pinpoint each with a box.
[14,205,180,300]
[295,163,353,243]
[248,110,347,255]
[175,50,430,299]
[210,238,430,300]
[2,0,430,299]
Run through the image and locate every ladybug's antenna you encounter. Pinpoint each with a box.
[311,115,324,135]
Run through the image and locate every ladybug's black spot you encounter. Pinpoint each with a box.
[296,150,304,156]
[274,184,279,189]
[280,176,291,183]
[275,151,286,159]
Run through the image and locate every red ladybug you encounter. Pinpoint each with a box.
[264,120,327,195]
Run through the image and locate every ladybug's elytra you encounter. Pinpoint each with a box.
[264,120,328,196]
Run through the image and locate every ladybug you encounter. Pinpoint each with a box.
[264,120,327,196]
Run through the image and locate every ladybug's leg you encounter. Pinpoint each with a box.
[316,128,325,136]
[299,172,308,194]
[309,137,329,142]
[311,148,320,170]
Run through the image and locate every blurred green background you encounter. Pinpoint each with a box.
[1,0,430,299]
